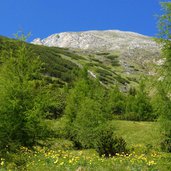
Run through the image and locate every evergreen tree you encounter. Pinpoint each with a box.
[125,80,153,121]
[107,86,126,117]
[0,36,53,150]
[156,2,171,152]
[64,69,111,148]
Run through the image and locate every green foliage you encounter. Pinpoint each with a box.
[95,126,128,157]
[156,1,171,152]
[157,91,171,151]
[0,36,79,86]
[0,37,54,151]
[31,45,79,83]
[96,52,110,56]
[45,88,67,119]
[96,68,112,77]
[161,131,171,152]
[106,54,119,60]
[125,80,154,121]
[106,81,154,121]
[70,98,107,148]
[107,86,126,116]
[114,75,129,84]
[158,2,171,40]
[64,69,111,148]
[111,60,120,66]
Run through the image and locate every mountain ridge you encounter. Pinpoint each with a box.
[32,30,159,52]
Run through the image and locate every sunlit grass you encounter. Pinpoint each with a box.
[1,145,170,171]
[113,120,161,149]
[1,120,171,171]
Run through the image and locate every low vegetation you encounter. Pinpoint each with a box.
[1,120,171,171]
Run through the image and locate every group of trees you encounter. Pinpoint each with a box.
[64,69,129,155]
[0,37,58,152]
[107,81,155,121]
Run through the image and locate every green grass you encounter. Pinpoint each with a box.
[49,119,161,149]
[48,119,162,154]
[2,119,171,171]
[112,120,161,149]
[39,120,171,171]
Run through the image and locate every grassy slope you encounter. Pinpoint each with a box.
[0,36,80,86]
[51,119,161,148]
[71,50,138,87]
[0,35,153,88]
[0,36,129,87]
[112,120,161,149]
[22,119,170,171]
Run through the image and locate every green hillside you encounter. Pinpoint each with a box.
[0,36,159,89]
[0,36,80,86]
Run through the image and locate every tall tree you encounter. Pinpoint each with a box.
[64,69,111,148]
[157,2,171,152]
[107,85,126,117]
[126,80,153,121]
[0,36,53,151]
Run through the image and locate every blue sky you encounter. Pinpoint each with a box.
[0,0,163,41]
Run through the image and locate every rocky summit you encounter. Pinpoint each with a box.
[32,30,159,52]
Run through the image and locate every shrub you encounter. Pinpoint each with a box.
[106,54,119,60]
[161,133,171,152]
[95,126,128,157]
[96,52,110,56]
[70,98,107,149]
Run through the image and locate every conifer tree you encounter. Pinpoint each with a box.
[157,2,171,152]
[64,69,110,148]
[0,35,53,150]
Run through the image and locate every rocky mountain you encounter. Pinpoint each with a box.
[32,30,161,89]
[32,30,158,52]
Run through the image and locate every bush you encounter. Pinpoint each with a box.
[95,126,128,157]
[161,134,171,152]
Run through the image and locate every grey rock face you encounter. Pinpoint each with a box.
[32,30,159,53]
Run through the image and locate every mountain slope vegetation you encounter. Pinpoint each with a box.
[1,32,162,89]
[32,30,162,88]
[0,36,80,86]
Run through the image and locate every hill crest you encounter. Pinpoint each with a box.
[32,30,159,53]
